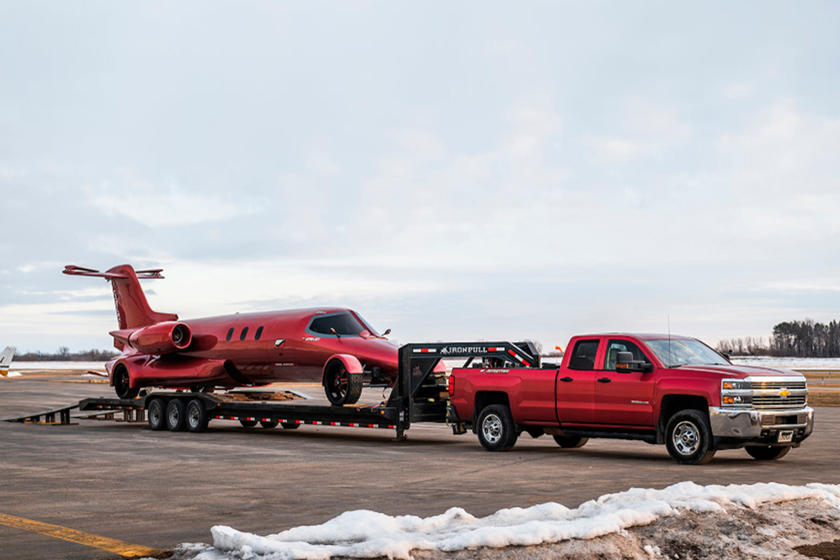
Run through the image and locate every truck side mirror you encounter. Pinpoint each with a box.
[616,351,654,373]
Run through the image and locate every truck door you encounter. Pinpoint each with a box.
[592,338,655,427]
[555,338,599,424]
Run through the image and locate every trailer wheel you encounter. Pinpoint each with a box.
[665,409,715,465]
[113,365,139,400]
[553,435,588,448]
[260,420,278,429]
[186,399,209,433]
[476,404,518,451]
[745,445,790,461]
[165,399,187,431]
[239,419,258,428]
[281,422,300,430]
[324,363,363,406]
[147,398,166,431]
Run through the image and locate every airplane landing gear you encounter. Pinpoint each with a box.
[324,363,363,406]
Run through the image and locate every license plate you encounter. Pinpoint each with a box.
[777,430,794,443]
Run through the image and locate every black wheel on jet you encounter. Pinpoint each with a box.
[324,362,363,406]
[165,399,186,431]
[186,399,209,433]
[147,398,166,431]
[113,365,139,399]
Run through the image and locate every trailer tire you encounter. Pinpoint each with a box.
[665,409,715,465]
[260,420,278,429]
[186,399,209,433]
[281,422,300,430]
[745,445,791,461]
[325,363,363,406]
[239,419,258,428]
[147,398,166,431]
[476,404,518,451]
[165,399,186,431]
[553,435,588,448]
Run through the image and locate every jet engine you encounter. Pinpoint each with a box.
[128,322,192,354]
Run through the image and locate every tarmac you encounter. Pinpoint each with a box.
[1,375,839,560]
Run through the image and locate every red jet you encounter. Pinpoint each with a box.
[63,264,400,405]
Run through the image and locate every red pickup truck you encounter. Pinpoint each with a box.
[448,333,814,464]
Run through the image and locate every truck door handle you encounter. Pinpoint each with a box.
[559,376,573,382]
[597,377,612,383]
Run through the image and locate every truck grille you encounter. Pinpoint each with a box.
[752,395,807,408]
[751,381,807,390]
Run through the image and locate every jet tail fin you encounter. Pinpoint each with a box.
[63,265,178,334]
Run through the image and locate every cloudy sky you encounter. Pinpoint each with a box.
[1,2,839,352]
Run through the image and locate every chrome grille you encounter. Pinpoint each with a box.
[751,381,806,390]
[752,395,807,408]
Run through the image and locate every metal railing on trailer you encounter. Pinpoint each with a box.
[3,341,539,440]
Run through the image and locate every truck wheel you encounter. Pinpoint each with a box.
[165,399,186,431]
[477,404,518,451]
[147,398,166,431]
[113,366,139,400]
[239,419,258,428]
[260,420,279,429]
[186,399,209,433]
[745,445,791,461]
[665,410,715,465]
[325,364,363,406]
[553,435,588,448]
[281,422,300,430]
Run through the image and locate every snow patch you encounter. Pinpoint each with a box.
[2,371,22,378]
[175,482,840,560]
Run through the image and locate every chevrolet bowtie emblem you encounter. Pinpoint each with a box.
[779,388,790,398]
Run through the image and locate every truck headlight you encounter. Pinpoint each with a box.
[721,379,752,407]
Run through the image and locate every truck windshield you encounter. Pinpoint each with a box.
[646,339,729,367]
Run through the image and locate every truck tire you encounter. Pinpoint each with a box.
[186,399,209,433]
[553,435,588,448]
[239,419,258,428]
[325,364,363,406]
[665,409,715,465]
[745,445,791,461]
[260,420,279,429]
[477,404,518,451]
[165,399,186,431]
[147,398,166,431]
[281,422,300,430]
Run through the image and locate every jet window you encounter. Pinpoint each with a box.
[308,312,365,336]
[240,327,249,341]
[568,339,599,370]
[226,328,234,342]
[255,326,264,341]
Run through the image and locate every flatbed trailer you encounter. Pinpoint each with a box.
[3,341,540,439]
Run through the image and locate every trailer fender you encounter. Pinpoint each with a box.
[322,354,364,386]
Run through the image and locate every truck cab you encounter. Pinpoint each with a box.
[449,333,814,464]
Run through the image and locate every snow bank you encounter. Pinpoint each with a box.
[178,482,840,560]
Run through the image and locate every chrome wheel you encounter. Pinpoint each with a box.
[187,405,200,429]
[672,420,700,456]
[168,406,180,427]
[481,413,503,445]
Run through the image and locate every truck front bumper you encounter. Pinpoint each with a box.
[708,406,814,443]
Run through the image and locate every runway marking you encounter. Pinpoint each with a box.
[0,513,161,558]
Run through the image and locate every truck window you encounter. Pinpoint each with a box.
[604,339,649,370]
[568,339,599,370]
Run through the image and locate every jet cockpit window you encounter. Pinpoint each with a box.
[308,312,365,336]
[352,311,380,337]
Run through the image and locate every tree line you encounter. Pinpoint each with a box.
[14,347,118,362]
[717,319,840,357]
